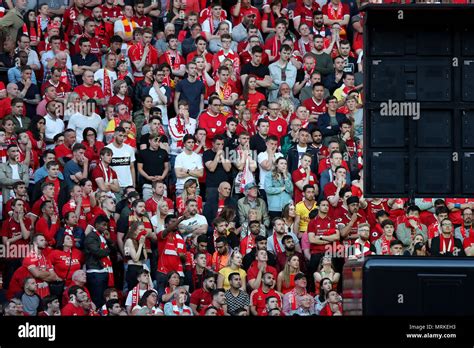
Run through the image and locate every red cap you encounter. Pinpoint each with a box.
[0,81,5,92]
[47,22,60,30]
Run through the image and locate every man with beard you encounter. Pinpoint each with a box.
[339,196,369,246]
[455,208,473,243]
[250,272,281,316]
[178,199,208,243]
[311,35,333,77]
[62,285,88,316]
[133,0,153,28]
[267,218,301,257]
[276,235,307,274]
[190,273,216,315]
[243,235,277,271]
[23,234,60,298]
[73,18,102,58]
[91,6,113,49]
[200,288,228,316]
[350,223,375,259]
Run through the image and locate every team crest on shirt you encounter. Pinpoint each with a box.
[217,121,222,127]
[211,128,216,132]
[277,125,282,132]
[372,232,378,237]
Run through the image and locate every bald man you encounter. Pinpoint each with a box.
[202,181,238,233]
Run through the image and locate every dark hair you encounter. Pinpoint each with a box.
[164,214,177,225]
[28,116,46,141]
[381,219,395,228]
[228,272,241,282]
[94,215,110,226]
[82,127,97,142]
[318,277,332,303]
[106,299,120,312]
[138,290,157,307]
[375,210,389,219]
[406,205,421,215]
[435,206,449,216]
[42,295,58,309]
[212,288,225,298]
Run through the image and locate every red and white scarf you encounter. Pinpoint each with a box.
[243,234,256,254]
[440,235,454,254]
[131,284,151,309]
[165,50,182,69]
[273,232,283,254]
[103,69,113,98]
[328,2,343,20]
[354,239,372,258]
[171,300,192,315]
[380,235,392,255]
[97,230,114,286]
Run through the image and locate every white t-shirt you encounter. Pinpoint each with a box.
[68,113,104,142]
[257,151,283,189]
[174,151,203,191]
[179,213,208,240]
[149,85,169,126]
[106,143,136,187]
[125,288,147,307]
[44,114,65,149]
[10,163,20,180]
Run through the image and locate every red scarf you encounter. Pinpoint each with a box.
[273,232,283,254]
[243,234,256,254]
[460,225,473,239]
[165,50,181,69]
[215,80,232,101]
[135,42,153,66]
[270,36,281,59]
[22,24,38,43]
[289,289,306,311]
[175,115,187,148]
[380,235,392,255]
[171,300,192,315]
[328,2,343,20]
[440,235,454,254]
[103,69,113,98]
[96,230,114,287]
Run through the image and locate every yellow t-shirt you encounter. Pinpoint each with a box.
[218,267,247,291]
[295,200,318,232]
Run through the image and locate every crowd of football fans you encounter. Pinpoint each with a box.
[0,0,471,317]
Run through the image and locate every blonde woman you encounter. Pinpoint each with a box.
[217,251,247,291]
[240,208,266,238]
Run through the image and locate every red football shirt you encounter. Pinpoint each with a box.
[265,116,287,145]
[198,111,227,148]
[307,214,337,254]
[292,167,318,204]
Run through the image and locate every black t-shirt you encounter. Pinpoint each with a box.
[71,53,99,84]
[136,148,169,184]
[16,81,40,116]
[250,133,267,154]
[241,63,271,95]
[202,149,231,188]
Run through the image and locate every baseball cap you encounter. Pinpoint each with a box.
[245,182,258,191]
[47,22,60,30]
[0,81,6,92]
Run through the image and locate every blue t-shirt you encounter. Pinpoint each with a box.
[175,78,205,119]
[63,160,82,190]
